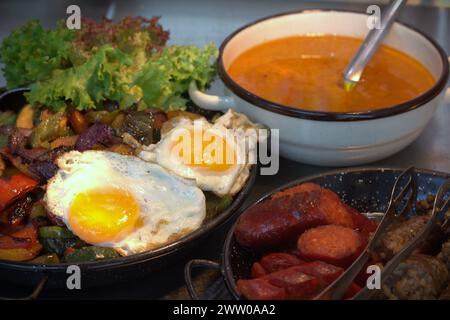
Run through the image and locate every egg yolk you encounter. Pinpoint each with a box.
[68,188,141,244]
[177,129,235,172]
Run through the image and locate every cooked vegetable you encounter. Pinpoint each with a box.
[205,192,233,219]
[111,113,126,131]
[38,226,85,255]
[64,246,120,263]
[0,242,42,261]
[16,105,35,129]
[0,225,42,261]
[29,203,46,219]
[38,226,75,239]
[166,110,203,121]
[69,110,88,134]
[86,110,120,125]
[1,152,38,179]
[75,123,115,151]
[31,253,60,264]
[107,143,134,156]
[0,111,17,126]
[28,160,58,182]
[1,193,34,225]
[50,135,78,149]
[122,111,158,145]
[30,111,71,148]
[0,174,38,211]
[0,157,5,176]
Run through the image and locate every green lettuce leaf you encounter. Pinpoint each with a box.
[26,46,141,111]
[0,20,74,88]
[2,18,217,112]
[134,43,218,111]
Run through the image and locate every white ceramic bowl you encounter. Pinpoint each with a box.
[189,10,450,166]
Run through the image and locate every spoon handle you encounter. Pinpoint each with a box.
[342,0,407,88]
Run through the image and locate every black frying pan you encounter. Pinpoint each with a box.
[0,88,257,296]
[185,167,450,300]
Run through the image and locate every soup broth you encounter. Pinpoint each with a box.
[227,35,435,112]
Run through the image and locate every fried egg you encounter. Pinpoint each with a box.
[45,150,206,255]
[138,110,257,196]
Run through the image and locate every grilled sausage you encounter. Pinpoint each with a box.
[239,261,356,300]
[250,262,267,278]
[234,183,356,250]
[297,225,366,268]
[345,204,377,237]
[259,252,304,274]
[236,277,287,300]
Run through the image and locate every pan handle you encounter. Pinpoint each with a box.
[0,275,48,300]
[184,259,221,300]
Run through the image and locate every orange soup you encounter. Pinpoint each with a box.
[227,35,435,112]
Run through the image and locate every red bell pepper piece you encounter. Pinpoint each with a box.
[0,174,38,211]
[0,224,38,249]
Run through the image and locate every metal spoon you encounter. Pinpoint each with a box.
[342,0,407,91]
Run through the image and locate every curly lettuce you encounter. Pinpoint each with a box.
[1,17,217,112]
[25,46,140,110]
[134,44,218,111]
[26,44,218,112]
[0,20,74,88]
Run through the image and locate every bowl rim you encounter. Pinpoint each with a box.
[217,9,450,122]
[220,166,450,299]
[0,88,258,272]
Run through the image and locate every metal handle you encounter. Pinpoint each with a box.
[343,0,407,88]
[0,275,48,300]
[188,82,235,111]
[184,259,221,300]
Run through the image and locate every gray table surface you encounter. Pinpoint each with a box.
[0,0,449,299]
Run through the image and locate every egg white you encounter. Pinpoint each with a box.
[138,110,256,196]
[45,150,206,255]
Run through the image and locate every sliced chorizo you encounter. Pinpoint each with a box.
[234,183,356,251]
[265,267,319,299]
[236,278,287,300]
[250,262,267,278]
[292,261,344,286]
[260,252,304,274]
[297,225,366,268]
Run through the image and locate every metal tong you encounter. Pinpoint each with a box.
[315,167,450,300]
